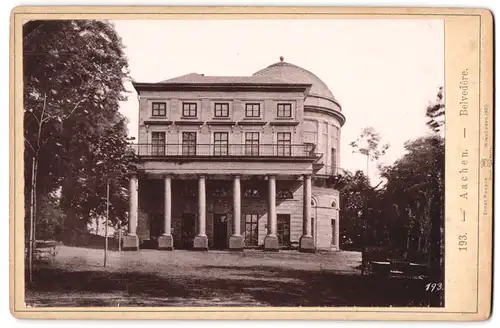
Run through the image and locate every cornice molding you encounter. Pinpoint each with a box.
[304,105,346,126]
[133,82,311,95]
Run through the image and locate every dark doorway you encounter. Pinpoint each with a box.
[142,212,163,249]
[149,212,163,241]
[244,214,259,247]
[181,213,196,249]
[213,214,228,249]
[277,214,291,248]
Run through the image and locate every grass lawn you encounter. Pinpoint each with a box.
[25,245,432,307]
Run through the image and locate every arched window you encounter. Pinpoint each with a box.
[311,197,317,206]
[331,199,337,208]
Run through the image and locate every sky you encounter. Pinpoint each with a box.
[112,19,444,182]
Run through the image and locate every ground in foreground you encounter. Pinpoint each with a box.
[25,246,432,307]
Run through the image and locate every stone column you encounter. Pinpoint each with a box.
[264,175,279,251]
[193,175,208,250]
[123,174,139,251]
[158,175,173,250]
[229,175,244,251]
[299,175,315,252]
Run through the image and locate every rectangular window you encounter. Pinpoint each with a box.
[277,103,292,117]
[214,103,229,117]
[276,189,293,199]
[244,214,259,246]
[311,218,315,242]
[243,188,261,198]
[152,102,167,117]
[180,183,197,198]
[151,132,166,156]
[331,219,336,246]
[245,132,259,156]
[182,102,197,117]
[277,132,291,156]
[277,214,291,247]
[182,132,196,156]
[213,132,228,156]
[331,148,337,175]
[245,103,260,118]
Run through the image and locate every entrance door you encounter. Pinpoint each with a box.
[149,212,163,242]
[181,213,196,249]
[277,214,291,248]
[213,214,228,249]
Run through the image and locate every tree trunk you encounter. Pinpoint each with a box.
[32,156,38,243]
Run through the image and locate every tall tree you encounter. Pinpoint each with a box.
[381,135,444,305]
[381,136,444,252]
[380,87,445,306]
[332,170,385,249]
[349,127,389,181]
[23,20,132,239]
[347,127,389,254]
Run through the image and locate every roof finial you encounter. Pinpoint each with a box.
[279,56,284,62]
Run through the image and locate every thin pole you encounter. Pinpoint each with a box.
[366,153,370,185]
[28,157,35,285]
[118,225,122,252]
[363,153,369,272]
[104,179,110,267]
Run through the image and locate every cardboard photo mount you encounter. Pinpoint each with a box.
[10,6,494,320]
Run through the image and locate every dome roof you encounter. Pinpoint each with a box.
[253,61,336,101]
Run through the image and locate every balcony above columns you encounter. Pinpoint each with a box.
[137,160,316,177]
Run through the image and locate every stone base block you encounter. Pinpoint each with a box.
[123,235,139,251]
[157,234,174,250]
[229,235,244,251]
[330,245,340,252]
[299,235,316,253]
[193,235,209,251]
[263,235,279,251]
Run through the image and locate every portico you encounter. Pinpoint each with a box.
[124,173,314,252]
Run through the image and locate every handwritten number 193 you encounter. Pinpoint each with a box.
[425,282,443,292]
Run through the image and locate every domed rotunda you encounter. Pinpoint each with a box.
[254,59,345,177]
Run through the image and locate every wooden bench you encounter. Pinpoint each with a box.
[390,259,412,277]
[371,261,391,277]
[26,240,61,263]
[361,246,390,275]
[361,247,430,279]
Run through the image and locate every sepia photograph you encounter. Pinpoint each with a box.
[22,17,446,308]
[11,6,492,320]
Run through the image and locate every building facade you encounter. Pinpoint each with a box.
[124,58,346,252]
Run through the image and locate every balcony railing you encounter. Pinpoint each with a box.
[129,143,319,158]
